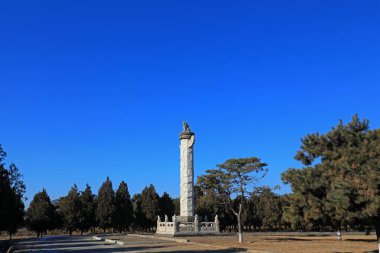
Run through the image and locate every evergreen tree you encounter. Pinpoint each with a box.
[0,146,26,239]
[158,192,175,219]
[114,181,133,233]
[79,184,95,234]
[245,197,261,231]
[196,174,234,230]
[96,177,115,233]
[282,166,328,231]
[58,184,83,235]
[199,157,268,243]
[254,187,282,231]
[140,184,160,230]
[26,189,55,237]
[282,115,380,249]
[132,193,146,231]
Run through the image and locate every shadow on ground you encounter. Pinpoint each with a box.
[14,236,248,253]
[345,239,376,242]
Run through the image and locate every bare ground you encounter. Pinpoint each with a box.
[3,232,379,253]
[183,233,378,253]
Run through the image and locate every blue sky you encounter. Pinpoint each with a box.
[1,1,379,205]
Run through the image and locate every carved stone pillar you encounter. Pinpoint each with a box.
[172,215,178,233]
[179,124,195,220]
[194,214,200,233]
[215,215,220,232]
[157,215,161,231]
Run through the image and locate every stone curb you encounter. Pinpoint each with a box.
[104,239,117,244]
[116,241,128,246]
[92,236,104,241]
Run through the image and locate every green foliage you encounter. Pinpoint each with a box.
[0,145,26,239]
[58,185,83,234]
[252,187,283,231]
[158,192,175,219]
[195,174,234,230]
[95,177,115,232]
[283,115,380,234]
[114,181,133,232]
[198,157,268,242]
[78,184,96,233]
[140,184,160,229]
[26,189,55,237]
[131,193,146,230]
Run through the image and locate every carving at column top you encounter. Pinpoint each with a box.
[180,122,194,140]
[183,122,191,132]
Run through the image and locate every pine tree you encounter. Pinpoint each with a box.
[140,184,160,231]
[199,157,268,243]
[158,192,175,219]
[132,193,146,231]
[58,184,82,235]
[79,184,95,234]
[254,187,282,231]
[196,174,233,230]
[282,115,380,249]
[282,166,328,231]
[0,146,26,239]
[26,189,55,237]
[96,177,115,233]
[114,181,133,233]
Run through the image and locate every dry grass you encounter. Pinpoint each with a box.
[186,233,378,253]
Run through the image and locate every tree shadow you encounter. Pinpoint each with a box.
[345,239,376,242]
[13,236,248,253]
[263,237,314,242]
[305,234,331,237]
[67,247,246,253]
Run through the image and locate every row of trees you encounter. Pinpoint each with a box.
[0,145,279,242]
[25,180,179,236]
[24,176,285,237]
[1,115,379,249]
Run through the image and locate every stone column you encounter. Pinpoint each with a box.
[215,215,220,233]
[173,215,178,233]
[179,123,195,219]
[194,214,200,233]
[157,215,161,232]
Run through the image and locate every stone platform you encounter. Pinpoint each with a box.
[156,214,220,236]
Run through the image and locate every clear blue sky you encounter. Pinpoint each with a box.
[1,1,379,205]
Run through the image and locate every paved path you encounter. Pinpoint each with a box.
[13,235,246,253]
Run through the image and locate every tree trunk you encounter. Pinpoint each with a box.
[336,229,342,240]
[237,215,242,243]
[375,221,380,253]
[237,211,243,243]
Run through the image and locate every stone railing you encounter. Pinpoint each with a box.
[156,214,220,235]
[200,222,218,232]
[157,221,175,234]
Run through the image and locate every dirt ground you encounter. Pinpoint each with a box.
[184,233,378,253]
[3,232,379,253]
